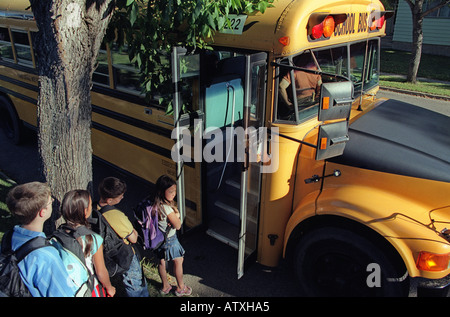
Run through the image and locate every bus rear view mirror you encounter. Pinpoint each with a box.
[316,121,349,160]
[318,81,353,121]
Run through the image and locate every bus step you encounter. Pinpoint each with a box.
[225,178,260,198]
[214,200,258,227]
[206,218,253,254]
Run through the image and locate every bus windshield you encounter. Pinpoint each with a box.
[276,38,379,122]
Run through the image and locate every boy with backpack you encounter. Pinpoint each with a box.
[93,177,149,297]
[2,182,78,297]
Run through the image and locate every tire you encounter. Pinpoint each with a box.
[294,227,407,297]
[0,96,23,144]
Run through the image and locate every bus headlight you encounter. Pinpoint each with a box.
[416,251,450,272]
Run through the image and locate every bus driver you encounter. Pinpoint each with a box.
[279,54,322,112]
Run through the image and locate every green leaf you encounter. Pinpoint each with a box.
[130,2,139,26]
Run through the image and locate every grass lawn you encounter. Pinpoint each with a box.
[381,49,450,82]
[380,75,450,97]
[380,49,450,97]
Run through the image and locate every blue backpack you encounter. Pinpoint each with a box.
[50,225,95,297]
[134,198,165,250]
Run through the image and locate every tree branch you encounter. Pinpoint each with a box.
[421,0,450,18]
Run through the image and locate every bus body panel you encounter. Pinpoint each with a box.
[212,0,387,57]
[316,162,450,279]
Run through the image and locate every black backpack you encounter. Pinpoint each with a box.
[0,230,50,297]
[88,205,133,277]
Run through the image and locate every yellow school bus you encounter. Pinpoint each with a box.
[1,0,450,296]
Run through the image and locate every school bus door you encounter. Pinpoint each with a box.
[171,48,267,278]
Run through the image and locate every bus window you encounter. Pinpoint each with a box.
[314,46,348,83]
[350,39,379,92]
[178,53,200,114]
[11,29,33,66]
[0,27,14,62]
[93,43,110,87]
[277,48,348,123]
[111,44,142,95]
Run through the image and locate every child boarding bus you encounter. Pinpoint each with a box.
[1,0,450,296]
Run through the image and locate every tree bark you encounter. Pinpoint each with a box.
[404,0,450,83]
[407,1,424,84]
[29,0,114,229]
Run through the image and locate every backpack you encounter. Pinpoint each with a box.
[0,230,50,297]
[50,225,95,297]
[134,197,165,251]
[88,205,133,276]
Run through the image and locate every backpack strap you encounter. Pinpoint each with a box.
[15,236,50,262]
[2,230,51,262]
[58,224,96,240]
[98,204,115,214]
[1,230,50,261]
[51,225,91,266]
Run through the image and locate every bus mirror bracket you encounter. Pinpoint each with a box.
[318,81,354,121]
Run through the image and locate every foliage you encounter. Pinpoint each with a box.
[106,0,274,111]
[379,0,398,10]
[0,176,17,241]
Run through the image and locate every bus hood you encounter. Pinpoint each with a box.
[330,99,450,183]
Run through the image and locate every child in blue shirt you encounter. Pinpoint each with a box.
[6,182,78,297]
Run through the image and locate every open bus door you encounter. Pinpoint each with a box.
[171,47,267,279]
[237,52,267,278]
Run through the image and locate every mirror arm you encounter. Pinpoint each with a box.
[269,129,316,149]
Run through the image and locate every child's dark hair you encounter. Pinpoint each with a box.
[154,175,176,205]
[61,189,93,257]
[154,175,178,216]
[98,177,127,200]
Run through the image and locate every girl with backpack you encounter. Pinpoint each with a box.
[154,175,192,296]
[60,190,116,297]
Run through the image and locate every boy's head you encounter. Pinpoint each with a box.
[6,182,52,225]
[98,177,127,202]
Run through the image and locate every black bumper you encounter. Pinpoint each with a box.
[410,275,450,297]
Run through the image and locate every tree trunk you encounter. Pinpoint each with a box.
[407,2,424,84]
[29,0,114,230]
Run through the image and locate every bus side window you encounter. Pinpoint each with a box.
[11,29,33,67]
[350,40,379,91]
[93,43,110,87]
[111,44,142,95]
[0,27,14,62]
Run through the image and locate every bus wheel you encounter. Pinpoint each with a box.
[0,96,22,144]
[294,227,407,297]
